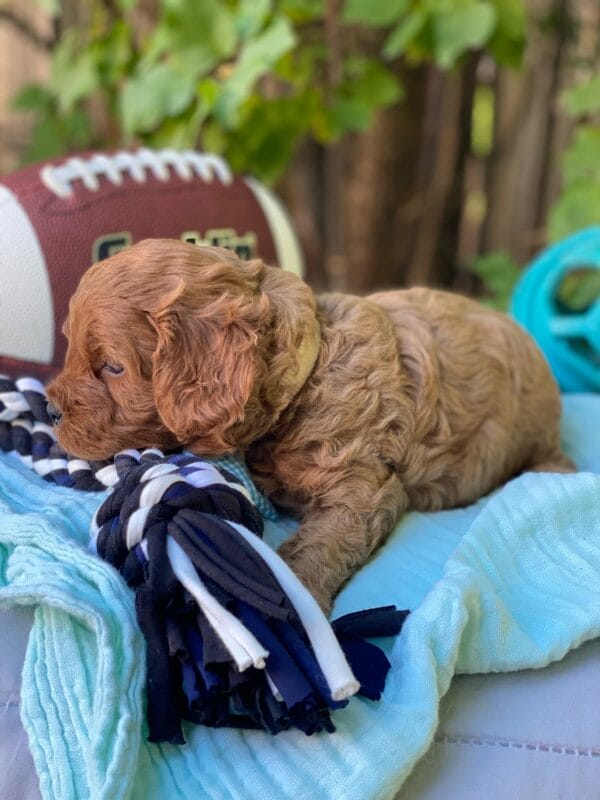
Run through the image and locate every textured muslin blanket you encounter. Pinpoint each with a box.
[0,394,599,800]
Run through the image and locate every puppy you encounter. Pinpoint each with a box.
[47,239,574,611]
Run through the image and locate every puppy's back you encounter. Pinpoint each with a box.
[367,287,567,506]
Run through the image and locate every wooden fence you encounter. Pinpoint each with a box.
[0,1,50,173]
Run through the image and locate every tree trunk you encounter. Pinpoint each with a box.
[342,63,427,292]
[405,57,479,288]
[482,0,569,262]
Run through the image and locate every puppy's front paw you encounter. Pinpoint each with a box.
[278,539,333,617]
[309,588,333,618]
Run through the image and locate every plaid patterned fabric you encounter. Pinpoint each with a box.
[207,453,279,521]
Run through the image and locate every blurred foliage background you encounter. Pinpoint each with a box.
[0,0,598,305]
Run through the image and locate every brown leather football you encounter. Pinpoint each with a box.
[0,148,303,380]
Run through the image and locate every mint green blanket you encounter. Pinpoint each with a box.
[1,394,599,800]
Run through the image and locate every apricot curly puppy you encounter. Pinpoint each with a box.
[47,239,574,612]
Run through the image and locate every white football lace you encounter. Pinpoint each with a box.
[39,148,233,199]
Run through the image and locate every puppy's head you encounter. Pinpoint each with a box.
[46,238,274,460]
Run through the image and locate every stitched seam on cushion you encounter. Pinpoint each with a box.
[435,734,600,758]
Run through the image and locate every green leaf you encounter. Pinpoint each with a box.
[22,117,68,163]
[217,92,316,182]
[561,126,600,186]
[50,32,99,113]
[22,107,93,164]
[236,0,272,39]
[147,0,237,75]
[468,250,521,310]
[563,75,600,117]
[383,9,427,59]
[345,59,403,106]
[12,84,54,112]
[313,59,402,140]
[215,16,297,127]
[549,183,600,241]
[91,20,133,85]
[200,119,228,156]
[197,77,220,111]
[279,0,324,23]
[276,42,326,89]
[343,0,410,27]
[120,63,196,134]
[471,84,494,156]
[325,96,373,137]
[432,2,497,69]
[487,0,525,67]
[145,102,207,150]
[489,0,523,40]
[65,107,94,149]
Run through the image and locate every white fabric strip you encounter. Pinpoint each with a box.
[67,459,92,475]
[11,419,32,432]
[31,422,56,439]
[15,377,46,394]
[137,448,162,458]
[182,465,252,504]
[118,449,143,460]
[94,465,119,486]
[167,536,269,672]
[125,506,151,550]
[48,458,68,473]
[0,391,30,416]
[140,463,179,482]
[139,474,185,507]
[228,521,360,701]
[32,459,53,477]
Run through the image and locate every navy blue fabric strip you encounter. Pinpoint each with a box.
[169,515,289,614]
[236,601,315,709]
[270,618,346,709]
[177,510,291,612]
[331,606,409,638]
[135,523,186,745]
[336,634,391,701]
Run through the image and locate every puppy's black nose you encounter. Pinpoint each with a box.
[47,401,62,425]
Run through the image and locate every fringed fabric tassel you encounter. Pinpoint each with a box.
[92,450,409,743]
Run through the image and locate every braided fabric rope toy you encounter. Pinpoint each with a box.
[1,375,409,744]
[0,376,277,517]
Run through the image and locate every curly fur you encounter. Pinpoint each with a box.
[47,239,574,611]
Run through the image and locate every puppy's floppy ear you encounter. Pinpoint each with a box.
[148,262,269,454]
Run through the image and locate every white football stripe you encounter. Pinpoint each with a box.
[244,177,304,278]
[0,185,54,364]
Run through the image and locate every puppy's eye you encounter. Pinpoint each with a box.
[102,362,124,376]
